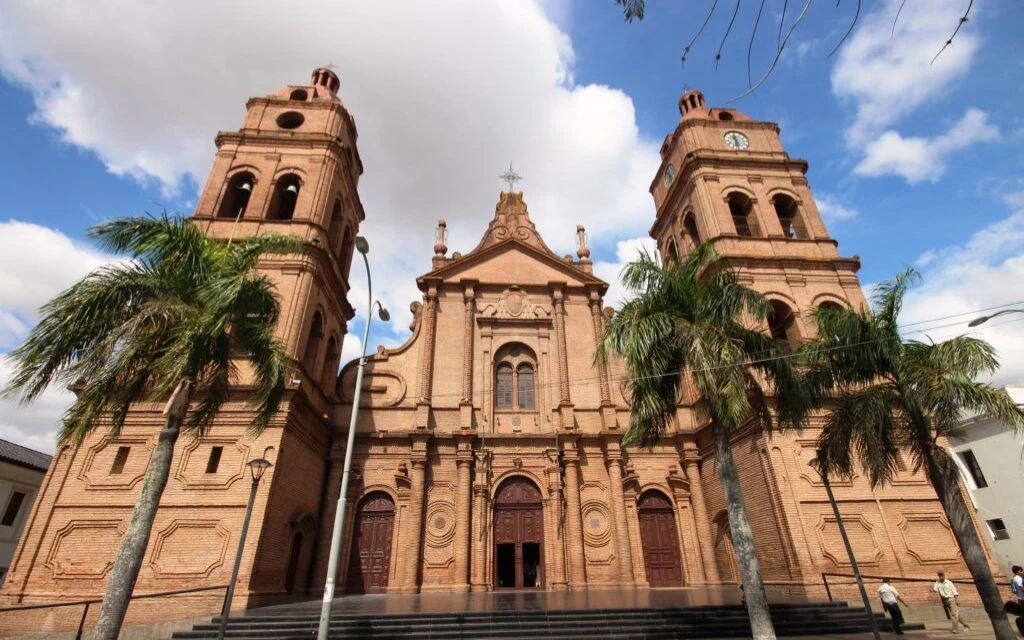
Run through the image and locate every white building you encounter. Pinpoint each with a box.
[0,439,51,583]
[949,385,1024,576]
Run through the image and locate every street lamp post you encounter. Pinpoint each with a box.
[216,458,272,640]
[318,236,390,640]
[968,308,1024,327]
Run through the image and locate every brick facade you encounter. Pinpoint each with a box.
[0,76,999,634]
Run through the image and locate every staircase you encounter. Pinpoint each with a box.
[170,601,924,639]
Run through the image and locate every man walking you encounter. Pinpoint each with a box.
[877,578,908,634]
[1012,565,1024,606]
[933,571,970,633]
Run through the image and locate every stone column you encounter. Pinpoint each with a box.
[470,450,491,591]
[416,285,439,429]
[604,446,635,585]
[453,443,473,592]
[552,288,571,405]
[460,282,476,429]
[683,445,720,583]
[589,295,611,405]
[545,449,568,590]
[562,443,587,588]
[402,455,428,593]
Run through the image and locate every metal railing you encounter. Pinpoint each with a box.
[821,572,975,603]
[0,584,228,640]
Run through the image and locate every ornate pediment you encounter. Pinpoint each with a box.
[478,286,552,320]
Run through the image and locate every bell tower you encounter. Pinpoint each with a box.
[193,67,363,403]
[649,88,866,344]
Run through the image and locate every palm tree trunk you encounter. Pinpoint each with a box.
[91,378,193,640]
[922,445,1015,640]
[712,421,776,640]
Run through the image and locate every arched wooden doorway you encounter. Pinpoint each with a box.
[637,490,683,587]
[493,476,544,589]
[345,492,395,594]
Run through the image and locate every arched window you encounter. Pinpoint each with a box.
[665,163,676,188]
[516,364,535,410]
[727,193,759,237]
[495,364,514,410]
[302,311,324,373]
[321,335,339,392]
[768,300,797,353]
[289,89,308,101]
[718,111,734,121]
[682,213,701,253]
[270,174,301,220]
[494,344,538,411]
[818,301,844,312]
[328,200,344,249]
[340,226,355,276]
[665,240,680,268]
[773,194,807,239]
[217,172,254,219]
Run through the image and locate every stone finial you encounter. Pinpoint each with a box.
[311,67,340,96]
[576,225,591,263]
[678,88,707,119]
[434,218,448,256]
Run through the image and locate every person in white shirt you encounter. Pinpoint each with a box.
[933,571,970,633]
[1012,565,1024,605]
[877,578,908,635]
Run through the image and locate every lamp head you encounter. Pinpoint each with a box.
[247,458,272,481]
[967,316,989,327]
[378,306,391,322]
[355,236,369,254]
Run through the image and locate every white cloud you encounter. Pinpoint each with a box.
[0,357,63,454]
[0,220,111,349]
[0,221,112,453]
[593,236,659,309]
[900,210,1024,385]
[0,0,660,338]
[855,108,999,183]
[815,193,860,223]
[831,0,981,147]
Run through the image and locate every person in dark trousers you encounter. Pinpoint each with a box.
[877,577,909,635]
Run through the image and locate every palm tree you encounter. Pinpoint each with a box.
[597,243,809,640]
[802,268,1024,640]
[3,215,301,640]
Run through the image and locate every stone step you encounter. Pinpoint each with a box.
[170,602,922,639]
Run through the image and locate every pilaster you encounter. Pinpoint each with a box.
[681,441,720,583]
[453,437,474,592]
[400,436,430,593]
[544,448,568,590]
[561,437,587,588]
[460,281,477,429]
[416,284,439,429]
[603,442,635,585]
[470,449,492,591]
[551,284,575,429]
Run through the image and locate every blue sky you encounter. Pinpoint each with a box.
[1,0,1022,452]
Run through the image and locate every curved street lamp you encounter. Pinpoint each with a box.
[318,236,389,640]
[967,308,1024,327]
[217,458,272,640]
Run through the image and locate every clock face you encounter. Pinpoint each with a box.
[724,131,749,150]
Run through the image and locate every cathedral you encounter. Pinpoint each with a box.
[0,69,996,630]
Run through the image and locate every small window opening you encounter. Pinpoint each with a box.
[321,336,340,391]
[270,174,301,220]
[289,89,308,101]
[665,163,676,188]
[216,172,254,219]
[718,111,734,121]
[495,363,514,410]
[205,446,223,474]
[1,492,26,527]
[727,193,758,237]
[959,449,988,488]
[986,518,1010,540]
[517,364,535,410]
[302,311,324,373]
[275,111,305,130]
[340,227,355,276]
[665,240,680,268]
[773,195,807,239]
[110,446,130,475]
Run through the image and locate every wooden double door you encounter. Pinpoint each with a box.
[493,477,544,589]
[346,492,395,594]
[637,490,683,587]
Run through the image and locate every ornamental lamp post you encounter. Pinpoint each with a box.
[318,236,390,640]
[217,457,272,640]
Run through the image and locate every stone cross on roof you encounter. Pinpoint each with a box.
[499,163,522,192]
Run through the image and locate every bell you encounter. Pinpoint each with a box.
[239,181,252,192]
[285,184,299,195]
